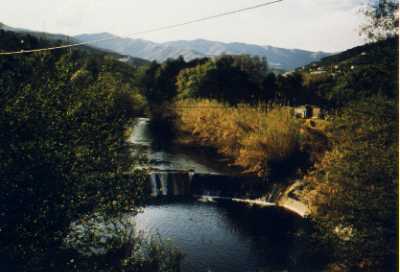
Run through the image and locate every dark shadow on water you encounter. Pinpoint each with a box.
[138,197,329,272]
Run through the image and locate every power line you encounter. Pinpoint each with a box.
[0,0,284,56]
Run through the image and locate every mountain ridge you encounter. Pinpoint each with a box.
[0,24,150,67]
[0,22,332,70]
[75,32,332,70]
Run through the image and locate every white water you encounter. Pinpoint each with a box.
[148,171,193,197]
[129,117,153,146]
[128,117,222,174]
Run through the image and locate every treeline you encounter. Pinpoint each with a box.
[0,30,180,271]
[141,37,398,110]
[141,54,294,106]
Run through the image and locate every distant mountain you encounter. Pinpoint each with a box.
[164,39,331,70]
[0,23,149,67]
[75,33,205,63]
[75,33,332,70]
[0,22,73,42]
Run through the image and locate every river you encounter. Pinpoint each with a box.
[129,117,322,272]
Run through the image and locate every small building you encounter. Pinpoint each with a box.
[310,70,327,75]
[294,105,312,119]
[294,105,323,119]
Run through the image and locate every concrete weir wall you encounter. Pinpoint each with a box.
[147,171,269,198]
[146,171,310,217]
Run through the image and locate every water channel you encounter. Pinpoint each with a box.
[129,117,321,272]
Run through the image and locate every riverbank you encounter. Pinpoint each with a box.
[153,99,329,217]
[129,116,312,218]
[172,99,304,178]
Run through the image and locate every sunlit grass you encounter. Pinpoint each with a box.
[174,99,302,177]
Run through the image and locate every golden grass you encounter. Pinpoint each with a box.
[173,99,302,176]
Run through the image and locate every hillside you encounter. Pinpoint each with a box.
[75,33,331,70]
[303,36,398,70]
[0,23,150,68]
[165,39,331,70]
[297,37,398,108]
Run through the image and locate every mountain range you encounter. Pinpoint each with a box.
[0,23,332,70]
[75,33,332,70]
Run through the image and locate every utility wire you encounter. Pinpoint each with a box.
[0,0,284,56]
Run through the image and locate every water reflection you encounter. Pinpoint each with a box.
[128,117,238,175]
[134,200,320,272]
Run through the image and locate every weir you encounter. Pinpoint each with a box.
[129,117,282,208]
[148,171,193,197]
[146,171,279,206]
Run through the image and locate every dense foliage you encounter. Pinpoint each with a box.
[308,96,398,271]
[301,37,398,108]
[360,0,399,41]
[0,30,180,271]
[140,56,208,105]
[176,55,271,104]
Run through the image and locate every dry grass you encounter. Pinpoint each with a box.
[173,99,302,176]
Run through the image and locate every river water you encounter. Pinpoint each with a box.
[128,117,230,174]
[129,118,320,272]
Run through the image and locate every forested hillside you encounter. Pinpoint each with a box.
[300,36,398,107]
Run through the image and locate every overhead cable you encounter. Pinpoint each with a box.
[0,0,284,56]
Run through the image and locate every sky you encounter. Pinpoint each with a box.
[0,0,368,52]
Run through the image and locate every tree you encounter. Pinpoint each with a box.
[141,57,206,105]
[140,61,162,104]
[261,72,277,102]
[276,73,308,105]
[176,55,270,104]
[0,31,180,272]
[310,96,398,271]
[361,0,399,41]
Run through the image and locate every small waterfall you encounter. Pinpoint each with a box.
[149,174,159,197]
[148,171,192,198]
[159,174,168,196]
[129,118,152,146]
[146,171,277,207]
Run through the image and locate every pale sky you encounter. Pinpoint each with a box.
[0,0,368,52]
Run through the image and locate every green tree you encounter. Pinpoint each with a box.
[141,57,207,105]
[0,30,180,272]
[361,0,399,41]
[310,96,398,271]
[276,73,308,105]
[176,55,270,104]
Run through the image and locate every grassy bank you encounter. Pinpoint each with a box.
[172,99,328,179]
